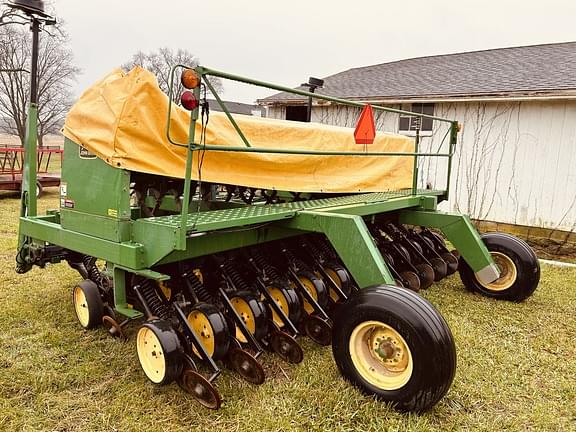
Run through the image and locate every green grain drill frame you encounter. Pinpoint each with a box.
[16,65,500,319]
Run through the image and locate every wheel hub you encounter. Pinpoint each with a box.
[375,338,397,361]
[349,321,413,390]
[480,252,517,291]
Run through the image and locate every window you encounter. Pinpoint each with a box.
[285,105,308,122]
[399,103,434,133]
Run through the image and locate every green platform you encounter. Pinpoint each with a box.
[136,190,444,234]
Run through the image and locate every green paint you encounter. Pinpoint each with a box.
[19,216,144,268]
[283,211,395,287]
[399,210,494,272]
[18,104,39,250]
[112,266,142,319]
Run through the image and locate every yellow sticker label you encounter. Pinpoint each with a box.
[107,208,118,217]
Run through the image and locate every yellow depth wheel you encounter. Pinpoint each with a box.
[188,310,216,358]
[349,321,413,391]
[136,320,182,386]
[479,252,517,292]
[186,303,230,361]
[73,286,90,328]
[230,296,256,344]
[268,286,290,328]
[324,267,342,302]
[299,277,319,315]
[137,326,167,384]
[72,280,103,329]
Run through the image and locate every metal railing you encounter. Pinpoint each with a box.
[165,65,460,249]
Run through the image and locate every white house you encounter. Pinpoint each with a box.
[259,42,576,245]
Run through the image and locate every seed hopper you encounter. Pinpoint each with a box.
[16,64,540,411]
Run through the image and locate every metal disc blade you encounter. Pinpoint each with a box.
[102,315,126,340]
[178,368,221,410]
[304,315,332,346]
[227,347,265,385]
[270,330,304,363]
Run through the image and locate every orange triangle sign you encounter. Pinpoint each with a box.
[354,104,376,144]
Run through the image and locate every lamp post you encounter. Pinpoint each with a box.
[4,0,55,219]
[301,77,324,122]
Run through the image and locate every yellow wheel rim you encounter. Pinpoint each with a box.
[188,310,215,358]
[299,277,318,315]
[324,267,342,302]
[73,286,90,327]
[267,286,290,328]
[349,321,413,390]
[136,327,166,384]
[230,297,256,344]
[479,252,517,292]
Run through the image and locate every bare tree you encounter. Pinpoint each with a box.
[0,21,79,146]
[122,47,223,103]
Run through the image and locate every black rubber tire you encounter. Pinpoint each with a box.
[229,290,269,341]
[136,319,183,385]
[297,270,329,312]
[188,302,231,361]
[323,262,353,297]
[266,282,303,326]
[429,257,448,281]
[459,232,540,302]
[332,285,456,412]
[72,279,104,329]
[36,181,43,198]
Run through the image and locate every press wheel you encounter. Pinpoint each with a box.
[414,263,434,289]
[399,271,420,292]
[395,244,412,264]
[227,347,265,384]
[229,291,268,343]
[187,302,231,361]
[323,263,352,301]
[266,284,302,328]
[429,257,447,281]
[136,319,183,385]
[297,271,328,314]
[441,252,459,274]
[270,330,304,363]
[72,279,103,329]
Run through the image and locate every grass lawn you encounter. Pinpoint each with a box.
[1,188,575,431]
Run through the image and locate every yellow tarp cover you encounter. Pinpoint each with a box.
[63,67,415,193]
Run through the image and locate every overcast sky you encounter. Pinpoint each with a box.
[54,0,576,104]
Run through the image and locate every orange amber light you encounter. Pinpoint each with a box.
[181,69,201,89]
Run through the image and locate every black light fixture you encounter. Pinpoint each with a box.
[7,0,51,18]
[3,0,55,219]
[5,0,55,104]
[301,76,324,122]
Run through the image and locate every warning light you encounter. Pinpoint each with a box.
[180,91,199,111]
[181,69,201,89]
[354,104,376,145]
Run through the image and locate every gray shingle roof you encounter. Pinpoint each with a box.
[207,99,263,116]
[259,42,576,104]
